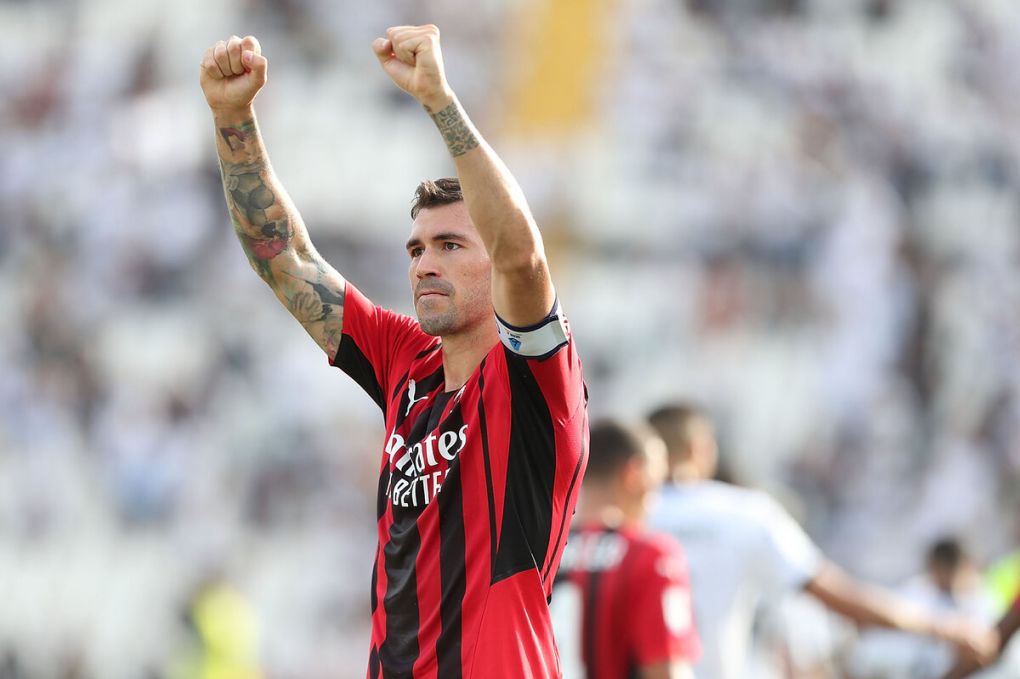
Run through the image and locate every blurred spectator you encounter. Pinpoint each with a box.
[168,574,263,679]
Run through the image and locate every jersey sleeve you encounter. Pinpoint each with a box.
[329,282,438,416]
[629,537,703,666]
[753,495,825,594]
[496,300,586,423]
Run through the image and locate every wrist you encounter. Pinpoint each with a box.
[419,88,456,115]
[211,104,256,124]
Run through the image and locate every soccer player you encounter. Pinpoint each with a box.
[199,27,588,678]
[552,419,701,679]
[646,403,996,679]
[849,537,994,678]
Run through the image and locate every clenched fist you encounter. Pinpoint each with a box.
[372,25,455,113]
[200,35,268,114]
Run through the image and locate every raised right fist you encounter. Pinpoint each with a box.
[200,35,268,114]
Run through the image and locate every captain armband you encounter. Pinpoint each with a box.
[495,301,569,359]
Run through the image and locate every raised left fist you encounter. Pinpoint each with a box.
[372,24,455,113]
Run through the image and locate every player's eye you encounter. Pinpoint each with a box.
[409,247,424,258]
[443,242,460,251]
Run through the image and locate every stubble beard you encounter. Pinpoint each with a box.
[418,304,458,336]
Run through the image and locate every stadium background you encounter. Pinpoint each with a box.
[1,0,1018,676]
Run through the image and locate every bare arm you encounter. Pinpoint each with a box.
[941,598,1020,679]
[200,36,346,357]
[373,25,555,327]
[805,563,997,665]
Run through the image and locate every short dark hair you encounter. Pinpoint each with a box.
[410,177,463,219]
[585,419,656,482]
[647,403,709,455]
[928,537,966,571]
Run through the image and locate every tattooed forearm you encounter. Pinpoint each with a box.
[281,267,347,355]
[211,112,347,356]
[219,119,256,152]
[217,125,294,281]
[429,101,480,157]
[282,269,346,322]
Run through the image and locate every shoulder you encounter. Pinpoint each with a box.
[626,529,688,576]
[659,480,760,515]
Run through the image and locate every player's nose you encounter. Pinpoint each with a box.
[414,246,442,279]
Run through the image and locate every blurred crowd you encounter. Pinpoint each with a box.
[0,0,1018,677]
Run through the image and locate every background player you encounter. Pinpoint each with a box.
[199,26,588,678]
[552,419,701,679]
[847,537,994,678]
[647,403,996,679]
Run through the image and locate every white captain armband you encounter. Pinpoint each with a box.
[495,301,569,358]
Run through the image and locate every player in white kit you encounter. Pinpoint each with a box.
[647,404,996,679]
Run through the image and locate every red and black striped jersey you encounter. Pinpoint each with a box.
[332,283,588,679]
[551,523,701,679]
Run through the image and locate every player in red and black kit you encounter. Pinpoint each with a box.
[200,25,587,679]
[552,420,700,679]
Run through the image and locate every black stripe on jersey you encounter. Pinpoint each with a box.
[426,391,455,432]
[336,335,387,415]
[379,513,421,678]
[583,569,603,679]
[492,350,557,582]
[542,434,586,584]
[393,365,445,430]
[476,361,499,577]
[436,436,466,678]
[371,544,380,613]
[415,344,442,359]
[391,371,409,402]
[369,646,380,679]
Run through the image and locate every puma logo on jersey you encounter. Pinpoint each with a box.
[405,378,429,416]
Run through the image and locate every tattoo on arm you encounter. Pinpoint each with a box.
[430,101,480,157]
[281,266,346,355]
[214,115,346,356]
[219,119,257,152]
[216,120,293,281]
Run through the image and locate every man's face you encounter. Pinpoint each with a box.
[406,202,493,337]
[641,437,670,494]
[623,436,669,507]
[690,419,719,479]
